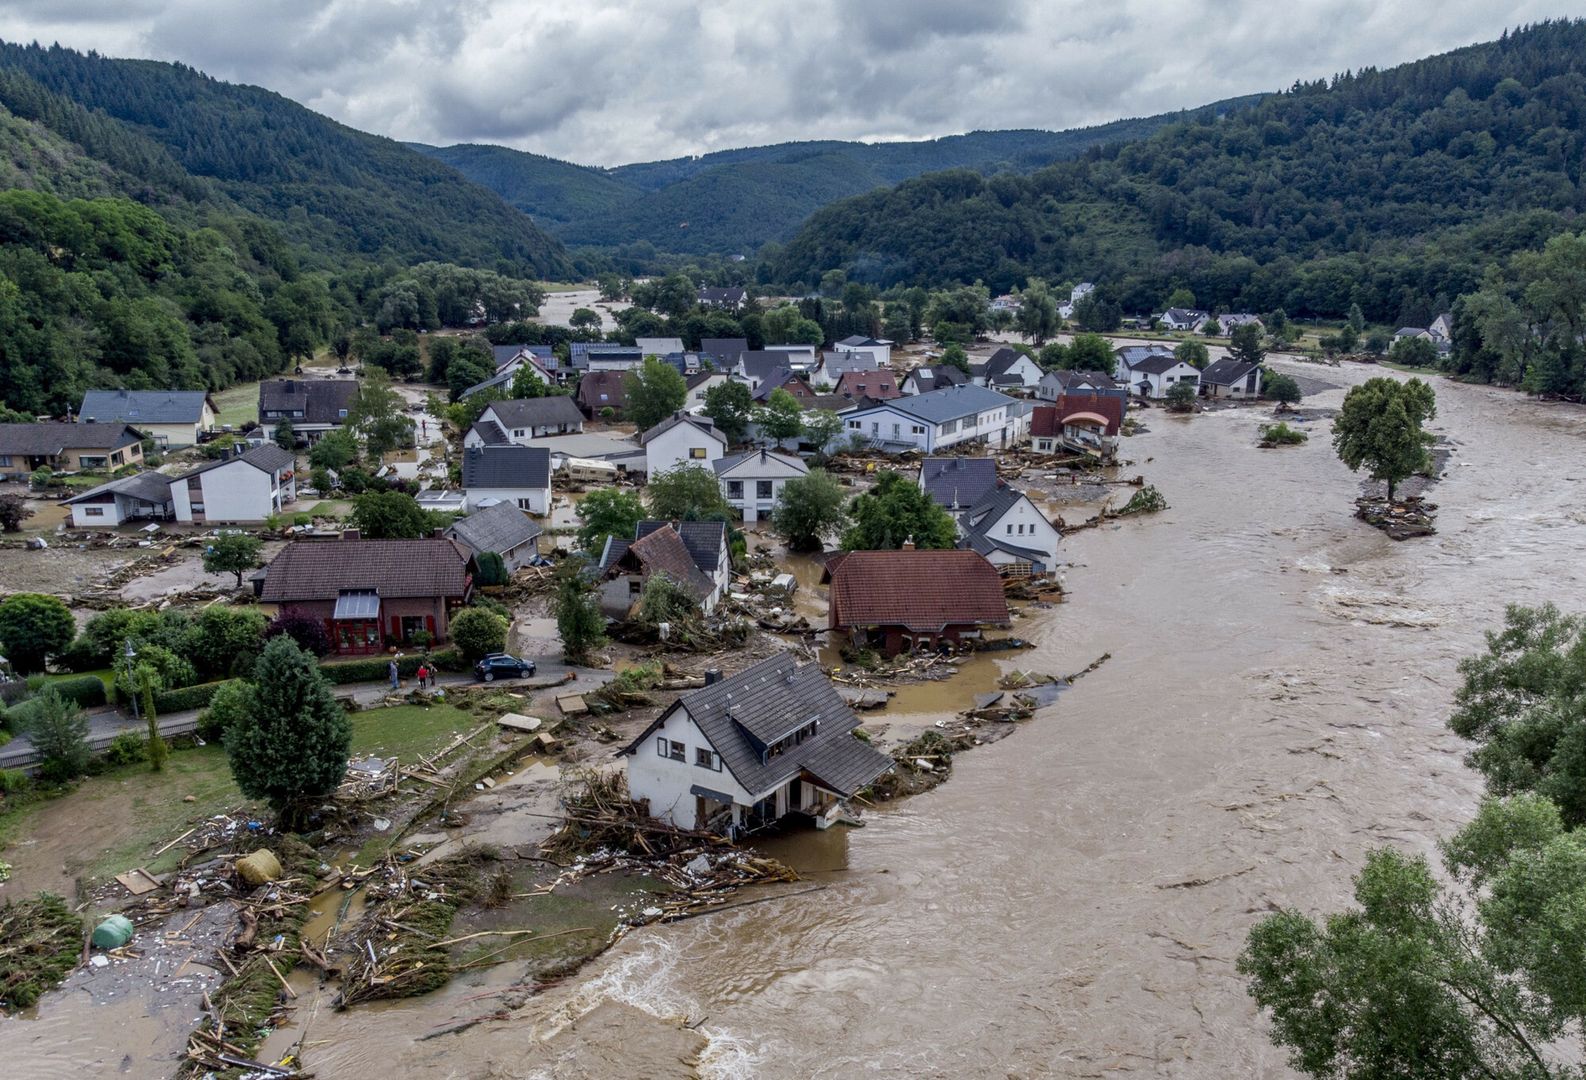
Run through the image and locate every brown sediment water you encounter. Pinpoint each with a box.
[6,363,1586,1077]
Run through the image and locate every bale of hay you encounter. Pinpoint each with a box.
[235,849,283,886]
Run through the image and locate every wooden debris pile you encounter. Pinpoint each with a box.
[0,893,84,1010]
[1356,495,1437,540]
[336,756,400,802]
[827,651,957,688]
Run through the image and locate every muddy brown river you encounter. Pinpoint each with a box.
[8,362,1585,1077]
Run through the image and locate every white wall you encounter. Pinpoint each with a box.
[835,343,891,366]
[979,495,1061,568]
[465,486,549,515]
[720,462,805,523]
[644,424,722,479]
[627,709,754,827]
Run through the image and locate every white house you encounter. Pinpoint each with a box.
[257,379,359,442]
[970,348,1043,394]
[832,335,892,367]
[474,397,586,444]
[1115,347,1200,399]
[1217,313,1264,334]
[635,337,687,359]
[640,412,726,479]
[1159,308,1210,332]
[62,472,176,528]
[78,389,217,449]
[684,371,733,413]
[445,500,543,573]
[620,655,893,834]
[900,364,970,396]
[170,443,296,523]
[842,384,1017,453]
[958,486,1062,576]
[596,519,732,617]
[811,350,878,390]
[1429,312,1454,342]
[1070,282,1095,303]
[1200,358,1263,399]
[715,449,808,523]
[765,344,819,372]
[460,444,552,514]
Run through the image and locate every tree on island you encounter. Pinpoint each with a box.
[1332,377,1437,502]
[1264,372,1304,408]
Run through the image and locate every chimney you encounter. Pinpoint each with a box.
[901,539,916,551]
[704,668,722,686]
[342,528,361,540]
[284,379,296,393]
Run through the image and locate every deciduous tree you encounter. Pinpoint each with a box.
[702,379,754,443]
[646,465,728,521]
[350,490,432,539]
[576,488,645,554]
[755,387,805,444]
[1229,322,1266,365]
[772,469,848,552]
[203,531,264,587]
[624,356,689,431]
[841,471,957,551]
[1332,377,1436,501]
[0,593,75,673]
[451,607,507,660]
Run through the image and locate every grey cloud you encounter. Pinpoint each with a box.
[0,0,1572,165]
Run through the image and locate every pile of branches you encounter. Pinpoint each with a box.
[542,770,733,862]
[0,894,83,1010]
[333,847,508,1008]
[1117,485,1168,516]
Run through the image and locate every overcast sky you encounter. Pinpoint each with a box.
[0,1,1577,166]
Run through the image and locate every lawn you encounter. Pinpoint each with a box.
[35,669,115,693]
[212,381,260,428]
[538,281,590,293]
[0,702,481,896]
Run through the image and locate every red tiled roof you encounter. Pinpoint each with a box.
[825,550,1010,632]
[1052,394,1124,437]
[837,370,899,400]
[619,524,713,598]
[261,538,470,602]
[1030,405,1061,439]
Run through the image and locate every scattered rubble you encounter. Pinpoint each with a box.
[1355,495,1437,540]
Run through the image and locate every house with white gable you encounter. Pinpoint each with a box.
[620,654,894,834]
[170,443,296,523]
[1159,308,1209,332]
[765,344,819,372]
[841,384,1017,453]
[1200,357,1264,400]
[900,364,969,396]
[970,347,1043,395]
[684,371,733,413]
[1429,312,1454,343]
[811,350,879,390]
[596,519,733,617]
[958,485,1062,576]
[640,411,727,479]
[460,444,552,514]
[62,473,176,528]
[832,335,892,367]
[715,449,808,523]
[1114,346,1200,399]
[473,397,586,444]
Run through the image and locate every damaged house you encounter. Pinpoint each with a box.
[621,655,894,834]
[824,548,1011,656]
[596,520,732,617]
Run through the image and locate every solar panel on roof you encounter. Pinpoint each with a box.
[332,590,381,620]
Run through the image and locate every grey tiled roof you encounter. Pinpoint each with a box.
[1130,355,1191,375]
[1115,346,1176,369]
[714,449,808,477]
[1201,358,1261,386]
[0,422,143,455]
[919,457,1000,509]
[851,384,1013,425]
[80,389,214,426]
[261,538,470,602]
[699,338,748,365]
[258,379,358,426]
[446,500,543,556]
[484,396,585,431]
[62,471,174,505]
[176,443,292,480]
[461,445,551,489]
[640,412,725,448]
[468,420,511,446]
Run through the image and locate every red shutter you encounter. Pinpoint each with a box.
[425,615,436,638]
[391,615,401,639]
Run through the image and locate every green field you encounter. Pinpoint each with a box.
[212,381,260,428]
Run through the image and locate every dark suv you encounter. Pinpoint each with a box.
[474,653,535,682]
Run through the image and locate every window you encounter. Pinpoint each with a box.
[79,456,107,469]
[0,456,11,467]
[514,429,525,438]
[84,506,105,517]
[695,747,721,771]
[756,480,774,499]
[689,447,707,459]
[847,420,861,430]
[629,578,643,596]
[337,409,348,419]
[517,498,535,511]
[911,425,925,435]
[668,739,687,762]
[1006,524,1013,535]
[726,480,744,499]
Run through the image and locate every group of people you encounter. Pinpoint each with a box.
[387,657,439,691]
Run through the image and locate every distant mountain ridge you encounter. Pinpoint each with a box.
[415,99,1260,255]
[0,41,571,277]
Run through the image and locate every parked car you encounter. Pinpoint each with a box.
[474,653,536,682]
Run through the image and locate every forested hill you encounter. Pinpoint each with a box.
[773,20,1586,324]
[0,42,571,277]
[415,100,1258,256]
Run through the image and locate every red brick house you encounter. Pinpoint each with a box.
[258,535,473,655]
[822,548,1010,657]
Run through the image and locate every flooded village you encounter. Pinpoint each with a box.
[3,294,1577,1080]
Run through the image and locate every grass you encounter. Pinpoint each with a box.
[538,281,590,293]
[296,499,351,519]
[211,381,260,428]
[348,702,478,761]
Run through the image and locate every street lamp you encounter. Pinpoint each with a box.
[123,640,140,723]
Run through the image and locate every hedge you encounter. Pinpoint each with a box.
[44,675,107,710]
[153,680,240,715]
[319,648,466,685]
[4,697,46,733]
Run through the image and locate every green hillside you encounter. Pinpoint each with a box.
[419,101,1256,255]
[0,42,571,277]
[773,20,1586,324]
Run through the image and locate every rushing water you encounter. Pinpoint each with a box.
[8,363,1585,1078]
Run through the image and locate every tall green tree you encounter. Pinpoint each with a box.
[1016,279,1060,343]
[702,379,755,443]
[350,490,433,539]
[1229,323,1266,366]
[940,343,971,374]
[203,532,264,587]
[554,564,606,663]
[1390,335,1439,368]
[225,636,351,828]
[1332,377,1437,501]
[0,593,75,673]
[28,688,91,783]
[801,409,846,460]
[647,465,729,521]
[576,489,645,554]
[772,469,848,552]
[352,368,413,457]
[841,471,958,551]
[624,356,689,431]
[1174,339,1209,369]
[755,387,805,444]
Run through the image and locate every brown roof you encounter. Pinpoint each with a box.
[576,370,627,414]
[837,370,899,400]
[824,550,1010,633]
[616,525,713,599]
[1053,394,1123,436]
[260,537,470,602]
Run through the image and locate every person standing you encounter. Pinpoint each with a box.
[388,658,399,690]
[417,662,429,691]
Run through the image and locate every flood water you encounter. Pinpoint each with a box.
[9,363,1586,1078]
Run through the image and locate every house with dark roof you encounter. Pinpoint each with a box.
[919,456,1001,512]
[957,485,1061,575]
[569,343,643,372]
[621,654,893,833]
[833,335,893,366]
[699,337,749,369]
[464,420,512,448]
[445,500,543,573]
[1159,308,1209,332]
[697,286,747,311]
[970,348,1043,394]
[641,412,726,479]
[1031,397,1124,457]
[0,422,145,476]
[258,379,359,440]
[715,449,808,523]
[460,444,552,514]
[473,397,585,444]
[79,389,218,448]
[576,370,628,417]
[899,364,969,396]
[62,472,176,527]
[1113,347,1199,399]
[635,337,687,359]
[812,349,878,389]
[1200,358,1264,400]
[841,384,1017,453]
[823,549,1011,657]
[835,369,899,401]
[1036,368,1126,404]
[751,368,815,404]
[258,536,472,655]
[1217,313,1264,334]
[171,443,296,523]
[596,519,731,617]
[461,348,557,399]
[734,350,794,390]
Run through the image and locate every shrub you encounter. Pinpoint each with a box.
[4,696,49,733]
[264,610,332,657]
[0,768,29,794]
[28,689,90,783]
[0,594,75,674]
[1259,421,1309,446]
[293,513,313,527]
[474,551,508,587]
[318,648,464,685]
[451,608,508,661]
[45,675,107,710]
[153,679,239,715]
[187,606,267,679]
[101,731,147,767]
[197,679,252,742]
[1164,381,1198,412]
[470,594,511,621]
